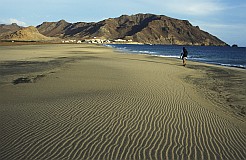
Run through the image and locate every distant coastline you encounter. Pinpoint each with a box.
[1,14,228,46]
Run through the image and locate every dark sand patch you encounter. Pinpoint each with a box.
[12,74,46,85]
[185,64,246,119]
[0,55,98,85]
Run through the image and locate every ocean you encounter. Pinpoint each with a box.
[105,44,246,69]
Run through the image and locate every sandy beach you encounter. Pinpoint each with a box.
[0,44,245,160]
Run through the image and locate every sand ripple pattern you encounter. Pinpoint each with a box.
[1,56,246,160]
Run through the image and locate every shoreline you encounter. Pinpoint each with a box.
[105,43,246,70]
[0,44,245,159]
[106,44,246,122]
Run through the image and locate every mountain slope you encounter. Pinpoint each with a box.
[37,20,71,37]
[0,23,23,38]
[0,14,227,45]
[37,14,227,46]
[3,26,55,41]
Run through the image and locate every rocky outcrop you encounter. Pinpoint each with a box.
[3,26,55,41]
[37,20,71,37]
[0,23,23,38]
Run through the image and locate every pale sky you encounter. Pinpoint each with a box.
[1,0,246,46]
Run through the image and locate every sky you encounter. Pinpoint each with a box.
[1,0,246,46]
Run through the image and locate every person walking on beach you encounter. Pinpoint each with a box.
[180,47,188,66]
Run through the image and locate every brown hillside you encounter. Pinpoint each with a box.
[37,14,227,46]
[37,20,71,37]
[0,23,22,38]
[92,14,227,46]
[3,26,55,41]
[0,14,227,45]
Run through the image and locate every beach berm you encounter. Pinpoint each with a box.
[0,44,245,160]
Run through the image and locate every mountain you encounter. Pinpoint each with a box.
[3,26,55,41]
[0,23,23,38]
[37,20,71,37]
[1,14,227,46]
[37,20,96,38]
[37,14,227,46]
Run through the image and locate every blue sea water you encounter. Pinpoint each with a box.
[105,44,246,69]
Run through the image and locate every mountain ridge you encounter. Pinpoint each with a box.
[1,14,227,46]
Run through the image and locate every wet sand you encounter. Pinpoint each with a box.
[0,44,245,159]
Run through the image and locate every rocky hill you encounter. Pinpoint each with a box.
[37,14,227,46]
[1,14,227,45]
[37,20,96,38]
[0,23,23,38]
[37,20,71,37]
[2,26,55,41]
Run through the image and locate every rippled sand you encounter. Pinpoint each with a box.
[0,44,245,160]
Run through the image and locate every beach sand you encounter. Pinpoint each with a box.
[0,44,245,159]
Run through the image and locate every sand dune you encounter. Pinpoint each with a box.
[0,44,245,160]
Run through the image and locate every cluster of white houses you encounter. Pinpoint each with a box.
[61,37,133,44]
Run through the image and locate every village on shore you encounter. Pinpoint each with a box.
[61,37,143,44]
